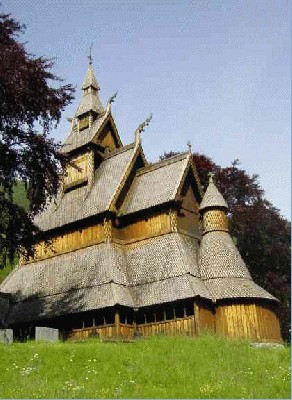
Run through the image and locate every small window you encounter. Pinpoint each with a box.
[165,304,174,321]
[175,303,185,318]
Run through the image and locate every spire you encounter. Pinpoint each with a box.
[81,64,100,91]
[75,54,104,118]
[199,173,229,234]
[199,173,228,212]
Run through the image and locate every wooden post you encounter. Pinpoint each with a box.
[194,302,200,336]
[115,309,120,337]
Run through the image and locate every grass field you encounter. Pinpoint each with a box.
[0,334,290,399]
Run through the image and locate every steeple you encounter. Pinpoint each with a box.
[75,54,104,118]
[199,173,229,234]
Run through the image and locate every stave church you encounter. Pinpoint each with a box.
[0,59,282,342]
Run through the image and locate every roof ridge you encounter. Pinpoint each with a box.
[104,142,135,159]
[136,151,189,177]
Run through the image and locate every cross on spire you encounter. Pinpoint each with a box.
[88,43,93,65]
[187,141,192,154]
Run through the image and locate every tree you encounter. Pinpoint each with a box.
[0,12,74,266]
[161,150,291,340]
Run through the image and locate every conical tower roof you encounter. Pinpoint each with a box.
[75,61,104,117]
[199,174,228,212]
[198,174,277,303]
[81,63,100,90]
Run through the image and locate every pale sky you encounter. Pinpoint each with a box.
[3,0,291,219]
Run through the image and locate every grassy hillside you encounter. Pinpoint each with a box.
[0,335,290,399]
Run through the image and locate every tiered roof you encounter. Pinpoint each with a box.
[35,144,138,231]
[75,63,104,117]
[0,62,277,328]
[2,233,210,324]
[198,177,276,302]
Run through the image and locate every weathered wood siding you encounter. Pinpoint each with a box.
[198,305,215,333]
[100,129,117,151]
[181,185,199,214]
[215,303,282,342]
[28,223,104,263]
[66,324,134,340]
[113,211,172,242]
[177,209,200,237]
[30,210,175,263]
[136,316,196,336]
[63,153,89,188]
[177,186,201,236]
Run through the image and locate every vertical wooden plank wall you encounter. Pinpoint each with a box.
[28,223,104,263]
[198,305,215,334]
[113,212,172,242]
[136,316,195,337]
[215,303,282,342]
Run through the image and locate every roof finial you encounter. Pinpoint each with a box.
[187,140,192,155]
[135,113,153,145]
[106,91,118,112]
[88,43,93,65]
[208,171,215,183]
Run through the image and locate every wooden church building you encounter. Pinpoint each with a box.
[0,60,282,343]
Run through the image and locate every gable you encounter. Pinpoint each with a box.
[34,145,137,232]
[61,110,122,155]
[180,180,200,214]
[95,117,122,151]
[119,154,189,216]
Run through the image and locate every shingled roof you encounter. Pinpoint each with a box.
[0,233,213,324]
[198,231,277,302]
[120,153,191,216]
[35,144,137,231]
[76,63,103,117]
[60,108,110,154]
[199,175,228,211]
[198,178,277,302]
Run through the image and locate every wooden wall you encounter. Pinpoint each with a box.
[177,209,200,237]
[177,185,201,237]
[136,316,195,336]
[66,316,196,340]
[113,211,172,242]
[63,153,89,188]
[66,324,134,340]
[215,303,282,342]
[101,130,117,151]
[197,304,215,334]
[46,300,282,343]
[27,223,104,263]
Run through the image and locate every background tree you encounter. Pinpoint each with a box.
[0,12,74,266]
[161,151,291,341]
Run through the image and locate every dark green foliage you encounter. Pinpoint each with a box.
[0,12,74,266]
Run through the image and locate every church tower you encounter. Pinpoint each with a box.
[198,174,282,342]
[0,60,282,344]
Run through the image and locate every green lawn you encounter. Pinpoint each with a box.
[0,334,290,398]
